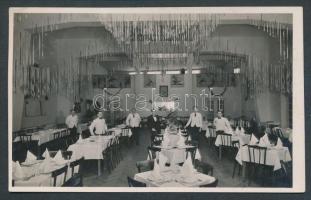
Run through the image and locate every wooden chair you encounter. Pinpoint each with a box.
[147,146,161,160]
[63,157,84,187]
[127,176,147,187]
[199,178,218,187]
[232,142,242,178]
[51,165,68,187]
[216,132,236,160]
[194,159,214,176]
[120,128,130,146]
[49,150,73,160]
[246,145,273,186]
[152,134,163,146]
[208,127,217,145]
[136,160,154,173]
[19,134,34,155]
[185,146,197,164]
[102,138,114,174]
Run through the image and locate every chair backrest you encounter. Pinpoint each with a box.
[185,146,197,163]
[53,132,61,140]
[199,178,218,187]
[154,134,163,142]
[273,127,284,139]
[60,129,68,137]
[121,128,130,137]
[51,165,68,186]
[70,157,84,177]
[13,130,24,141]
[147,146,161,160]
[209,128,216,138]
[186,140,198,148]
[217,133,232,147]
[49,150,73,160]
[20,134,32,143]
[127,176,146,187]
[136,160,154,173]
[247,145,267,165]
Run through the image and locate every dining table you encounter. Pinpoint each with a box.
[134,167,216,187]
[214,133,251,159]
[13,128,69,156]
[149,133,201,164]
[235,145,292,180]
[13,157,79,187]
[67,135,113,176]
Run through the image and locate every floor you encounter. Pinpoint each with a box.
[82,128,292,187]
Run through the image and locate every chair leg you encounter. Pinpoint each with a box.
[232,161,237,178]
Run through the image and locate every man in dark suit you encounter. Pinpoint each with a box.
[147,109,161,143]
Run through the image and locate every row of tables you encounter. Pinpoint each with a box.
[12,125,133,186]
[206,127,292,180]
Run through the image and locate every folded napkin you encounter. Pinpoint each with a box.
[235,127,241,135]
[162,135,170,147]
[14,161,26,179]
[38,157,54,174]
[150,159,162,180]
[259,134,271,147]
[53,150,65,165]
[42,148,51,160]
[180,156,196,177]
[24,150,37,164]
[241,127,245,134]
[275,138,283,148]
[77,134,83,142]
[177,135,185,147]
[158,152,168,170]
[249,134,259,145]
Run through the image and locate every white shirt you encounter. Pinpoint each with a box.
[186,112,202,128]
[65,114,78,128]
[126,113,141,128]
[89,118,108,135]
[213,117,231,132]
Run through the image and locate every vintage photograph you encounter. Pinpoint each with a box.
[8,7,304,192]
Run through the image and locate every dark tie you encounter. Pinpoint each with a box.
[194,113,196,117]
[132,114,134,118]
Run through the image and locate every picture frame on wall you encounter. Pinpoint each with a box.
[170,74,184,87]
[159,85,168,97]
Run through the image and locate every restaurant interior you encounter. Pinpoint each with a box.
[11,12,293,188]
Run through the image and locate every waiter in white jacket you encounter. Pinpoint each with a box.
[89,111,108,135]
[213,111,232,134]
[126,108,141,145]
[185,106,202,142]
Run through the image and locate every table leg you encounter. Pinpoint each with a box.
[98,160,101,176]
[37,143,41,159]
[218,146,222,160]
[242,161,247,181]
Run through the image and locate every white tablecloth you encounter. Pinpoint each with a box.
[235,146,292,171]
[14,128,68,146]
[13,158,78,187]
[134,168,216,187]
[67,136,113,160]
[214,134,251,147]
